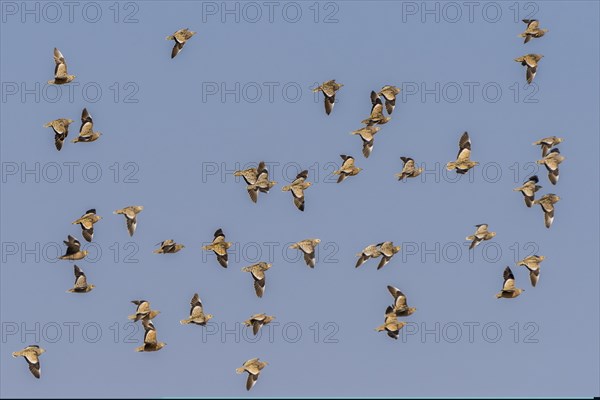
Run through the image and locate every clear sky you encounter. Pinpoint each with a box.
[1,0,599,397]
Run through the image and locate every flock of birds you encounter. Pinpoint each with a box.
[13,20,564,391]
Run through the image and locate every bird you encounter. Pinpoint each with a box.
[166,28,196,58]
[48,48,75,85]
[312,80,343,115]
[533,136,563,157]
[375,307,406,340]
[496,266,525,299]
[282,170,311,211]
[289,238,321,268]
[466,224,496,250]
[59,235,88,260]
[247,163,276,203]
[387,285,416,317]
[12,345,45,379]
[135,318,166,352]
[519,19,548,43]
[244,314,276,335]
[396,157,423,180]
[355,244,382,268]
[333,155,361,183]
[377,242,401,270]
[351,126,380,158]
[242,262,272,298]
[72,108,101,143]
[517,255,545,287]
[114,206,144,236]
[532,193,560,228]
[515,54,543,84]
[362,91,391,126]
[180,293,213,325]
[236,358,268,391]
[513,175,542,207]
[153,239,185,254]
[43,118,74,151]
[234,161,264,186]
[202,229,232,268]
[447,132,478,174]
[377,85,401,114]
[537,148,565,185]
[67,265,95,293]
[128,300,160,322]
[72,209,102,242]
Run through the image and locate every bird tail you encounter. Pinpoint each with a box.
[128,314,139,321]
[446,162,456,171]
[166,35,174,40]
[135,345,145,352]
[180,318,191,325]
[495,292,502,299]
[282,185,291,191]
[71,137,80,143]
[236,367,245,374]
[466,235,475,241]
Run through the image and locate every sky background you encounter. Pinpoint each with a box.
[1,0,599,397]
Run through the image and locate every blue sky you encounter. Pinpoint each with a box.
[1,0,599,397]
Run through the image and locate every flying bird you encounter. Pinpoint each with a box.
[12,345,45,379]
[236,358,268,391]
[466,224,496,250]
[289,238,321,268]
[72,108,101,143]
[496,266,525,299]
[180,293,213,325]
[513,175,542,207]
[234,161,264,186]
[244,314,276,336]
[355,244,382,268]
[114,206,144,236]
[396,157,423,180]
[532,193,560,228]
[282,170,311,211]
[387,285,416,317]
[519,19,548,43]
[202,229,232,268]
[67,265,95,293]
[351,126,380,158]
[242,262,272,298]
[533,136,563,157]
[537,148,565,185]
[43,118,74,151]
[377,85,401,115]
[128,300,160,322]
[166,28,196,58]
[447,132,478,174]
[48,48,75,85]
[377,242,401,270]
[135,319,166,352]
[59,235,88,260]
[72,209,102,242]
[153,239,185,254]
[362,91,391,126]
[515,54,543,84]
[312,80,343,115]
[517,255,545,287]
[375,306,406,340]
[333,155,361,183]
[247,163,276,203]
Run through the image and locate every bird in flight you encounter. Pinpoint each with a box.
[517,255,545,287]
[466,224,496,250]
[396,157,423,180]
[312,80,343,115]
[153,239,185,254]
[166,28,197,58]
[43,118,74,151]
[114,206,144,236]
[289,238,321,268]
[135,319,166,352]
[59,235,88,260]
[72,209,102,242]
[12,345,45,379]
[236,358,268,391]
[447,132,478,174]
[242,262,272,298]
[533,193,560,228]
[537,148,565,185]
[244,314,276,335]
[515,54,543,84]
[72,108,101,143]
[519,19,548,43]
[496,266,525,299]
[180,293,213,325]
[333,155,362,183]
[48,48,75,85]
[202,229,233,268]
[67,265,95,293]
[514,175,542,207]
[533,136,563,157]
[282,170,311,211]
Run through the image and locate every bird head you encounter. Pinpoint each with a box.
[314,239,321,244]
[82,250,89,257]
